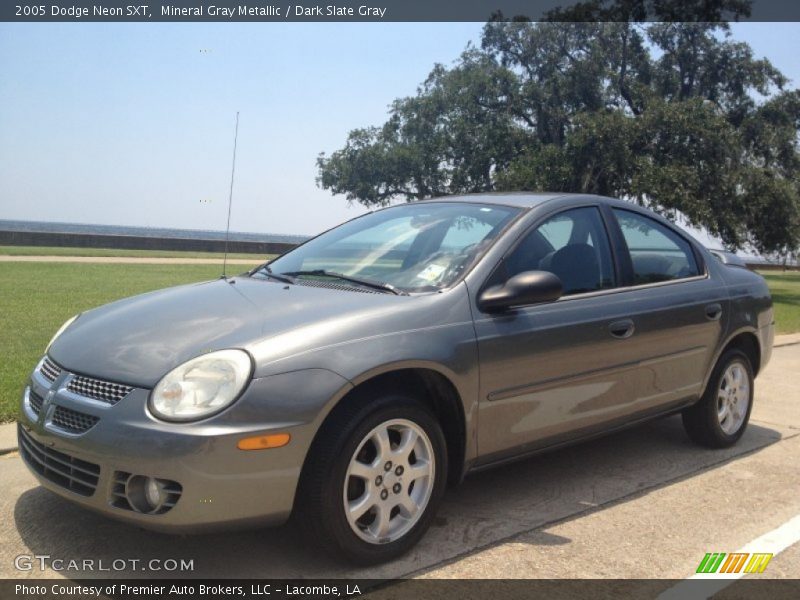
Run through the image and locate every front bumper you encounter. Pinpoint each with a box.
[18,363,349,533]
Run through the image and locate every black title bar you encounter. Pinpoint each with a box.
[6,579,800,600]
[3,0,800,23]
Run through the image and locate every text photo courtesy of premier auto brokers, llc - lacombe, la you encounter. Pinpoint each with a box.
[1,1,800,599]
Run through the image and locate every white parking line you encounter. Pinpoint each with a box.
[659,513,800,599]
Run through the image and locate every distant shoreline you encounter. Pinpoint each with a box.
[0,219,309,245]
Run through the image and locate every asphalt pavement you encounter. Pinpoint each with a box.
[1,338,798,583]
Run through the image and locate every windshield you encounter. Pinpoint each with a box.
[259,202,520,293]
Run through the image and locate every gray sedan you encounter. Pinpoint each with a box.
[19,193,774,564]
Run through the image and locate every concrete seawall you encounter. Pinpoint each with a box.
[748,263,800,272]
[0,230,298,255]
[2,230,795,271]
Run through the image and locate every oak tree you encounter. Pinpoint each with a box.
[317,14,799,254]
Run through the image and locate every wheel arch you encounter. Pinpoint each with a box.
[722,331,762,376]
[303,363,469,489]
[707,329,762,386]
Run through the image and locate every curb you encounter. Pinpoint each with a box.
[0,422,17,455]
[774,333,800,348]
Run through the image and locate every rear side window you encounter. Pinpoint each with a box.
[613,209,700,285]
[504,207,615,296]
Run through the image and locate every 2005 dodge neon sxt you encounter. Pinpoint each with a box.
[19,193,773,564]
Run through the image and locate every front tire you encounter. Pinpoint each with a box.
[682,349,754,448]
[296,392,447,564]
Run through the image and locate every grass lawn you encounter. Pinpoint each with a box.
[0,245,273,261]
[1,263,798,423]
[759,271,800,335]
[0,262,223,422]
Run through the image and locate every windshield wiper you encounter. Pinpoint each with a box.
[280,270,407,296]
[254,265,295,284]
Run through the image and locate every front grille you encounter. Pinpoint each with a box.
[51,406,99,434]
[67,375,133,405]
[40,357,61,383]
[28,390,44,416]
[18,425,100,496]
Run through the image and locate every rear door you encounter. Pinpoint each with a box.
[606,208,728,411]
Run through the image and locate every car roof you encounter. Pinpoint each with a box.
[420,192,571,209]
[419,192,698,235]
[420,192,663,213]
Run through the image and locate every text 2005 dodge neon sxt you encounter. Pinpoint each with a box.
[19,193,773,564]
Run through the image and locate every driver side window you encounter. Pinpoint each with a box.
[504,207,615,296]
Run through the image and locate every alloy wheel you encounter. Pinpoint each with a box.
[717,361,750,435]
[342,418,435,544]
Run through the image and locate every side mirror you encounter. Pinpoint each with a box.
[478,270,563,313]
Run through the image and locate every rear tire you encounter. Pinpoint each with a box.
[682,349,754,448]
[296,391,447,565]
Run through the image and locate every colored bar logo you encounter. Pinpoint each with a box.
[696,552,773,574]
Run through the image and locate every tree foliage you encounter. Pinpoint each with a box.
[317,15,800,254]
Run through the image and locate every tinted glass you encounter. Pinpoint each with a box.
[613,209,700,284]
[263,202,520,292]
[505,207,615,296]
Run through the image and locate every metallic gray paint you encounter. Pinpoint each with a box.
[20,193,774,533]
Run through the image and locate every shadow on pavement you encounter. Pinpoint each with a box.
[12,415,782,579]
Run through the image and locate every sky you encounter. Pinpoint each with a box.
[0,22,798,238]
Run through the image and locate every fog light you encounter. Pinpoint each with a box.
[112,471,182,515]
[145,477,162,507]
[126,475,168,513]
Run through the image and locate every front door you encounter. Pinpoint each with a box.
[474,206,643,462]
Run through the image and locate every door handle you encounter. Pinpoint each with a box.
[609,319,635,339]
[705,303,723,321]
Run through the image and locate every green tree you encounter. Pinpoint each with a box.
[317,17,800,254]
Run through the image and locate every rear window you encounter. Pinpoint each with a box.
[613,209,700,285]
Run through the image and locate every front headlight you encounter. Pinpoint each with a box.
[149,349,253,422]
[46,314,79,352]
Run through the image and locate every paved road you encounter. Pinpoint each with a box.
[1,343,798,583]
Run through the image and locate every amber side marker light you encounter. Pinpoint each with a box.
[237,433,291,450]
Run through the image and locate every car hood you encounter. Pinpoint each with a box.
[48,276,412,387]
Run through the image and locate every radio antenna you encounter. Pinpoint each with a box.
[222,111,240,280]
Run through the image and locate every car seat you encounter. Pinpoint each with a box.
[539,244,600,294]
